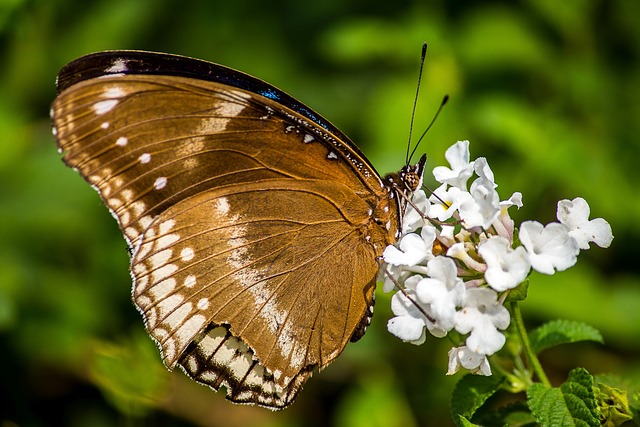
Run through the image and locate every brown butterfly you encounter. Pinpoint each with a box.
[51,50,425,409]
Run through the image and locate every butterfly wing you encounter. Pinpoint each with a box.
[51,52,399,409]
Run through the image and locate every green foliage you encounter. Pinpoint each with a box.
[527,368,600,427]
[529,320,604,354]
[595,374,640,426]
[454,414,481,427]
[504,279,529,303]
[450,313,635,426]
[451,373,505,425]
[595,383,634,427]
[89,331,171,417]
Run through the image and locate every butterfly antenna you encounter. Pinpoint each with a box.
[405,42,428,165]
[407,94,449,164]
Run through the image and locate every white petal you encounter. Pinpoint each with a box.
[479,237,531,291]
[382,233,428,266]
[402,190,430,233]
[557,198,613,249]
[473,157,496,188]
[447,347,463,375]
[455,288,510,355]
[387,315,426,344]
[519,221,579,274]
[432,140,475,189]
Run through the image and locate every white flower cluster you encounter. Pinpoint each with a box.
[382,140,613,376]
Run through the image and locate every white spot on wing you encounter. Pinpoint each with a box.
[214,197,230,215]
[230,90,252,99]
[93,99,119,115]
[105,87,125,98]
[160,219,175,234]
[154,176,168,190]
[158,294,183,317]
[106,58,128,73]
[139,153,151,164]
[157,232,179,250]
[197,102,245,134]
[210,194,304,370]
[151,277,176,299]
[116,136,128,146]
[327,151,338,160]
[180,247,195,262]
[184,275,196,288]
[197,298,209,310]
[151,256,178,283]
[175,313,206,348]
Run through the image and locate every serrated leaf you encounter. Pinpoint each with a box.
[451,373,505,424]
[527,368,599,427]
[454,414,483,427]
[476,401,535,427]
[529,320,603,354]
[562,368,600,424]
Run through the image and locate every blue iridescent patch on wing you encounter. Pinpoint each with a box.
[259,88,280,101]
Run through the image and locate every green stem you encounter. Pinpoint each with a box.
[510,301,551,387]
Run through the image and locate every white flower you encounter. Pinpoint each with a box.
[383,227,435,267]
[447,242,486,272]
[429,184,471,221]
[415,257,466,332]
[455,288,510,355]
[504,192,523,209]
[387,276,429,344]
[447,346,491,376]
[459,177,500,229]
[383,139,614,377]
[402,189,430,234]
[438,225,456,247]
[519,221,579,275]
[492,192,523,242]
[478,236,531,292]
[473,157,497,188]
[432,140,475,189]
[557,197,613,250]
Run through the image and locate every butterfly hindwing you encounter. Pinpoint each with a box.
[132,179,378,407]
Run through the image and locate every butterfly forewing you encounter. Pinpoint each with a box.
[51,52,401,410]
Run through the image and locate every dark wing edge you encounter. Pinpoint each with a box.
[55,51,369,162]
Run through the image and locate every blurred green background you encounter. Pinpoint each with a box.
[1,0,638,426]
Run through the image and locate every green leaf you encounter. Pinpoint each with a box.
[475,401,536,427]
[527,368,600,427]
[562,368,600,424]
[451,373,505,425]
[454,414,483,427]
[529,320,604,354]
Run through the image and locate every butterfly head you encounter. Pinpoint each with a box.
[400,153,427,193]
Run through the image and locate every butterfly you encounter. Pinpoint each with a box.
[51,50,426,409]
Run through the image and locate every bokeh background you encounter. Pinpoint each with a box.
[1,0,639,426]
